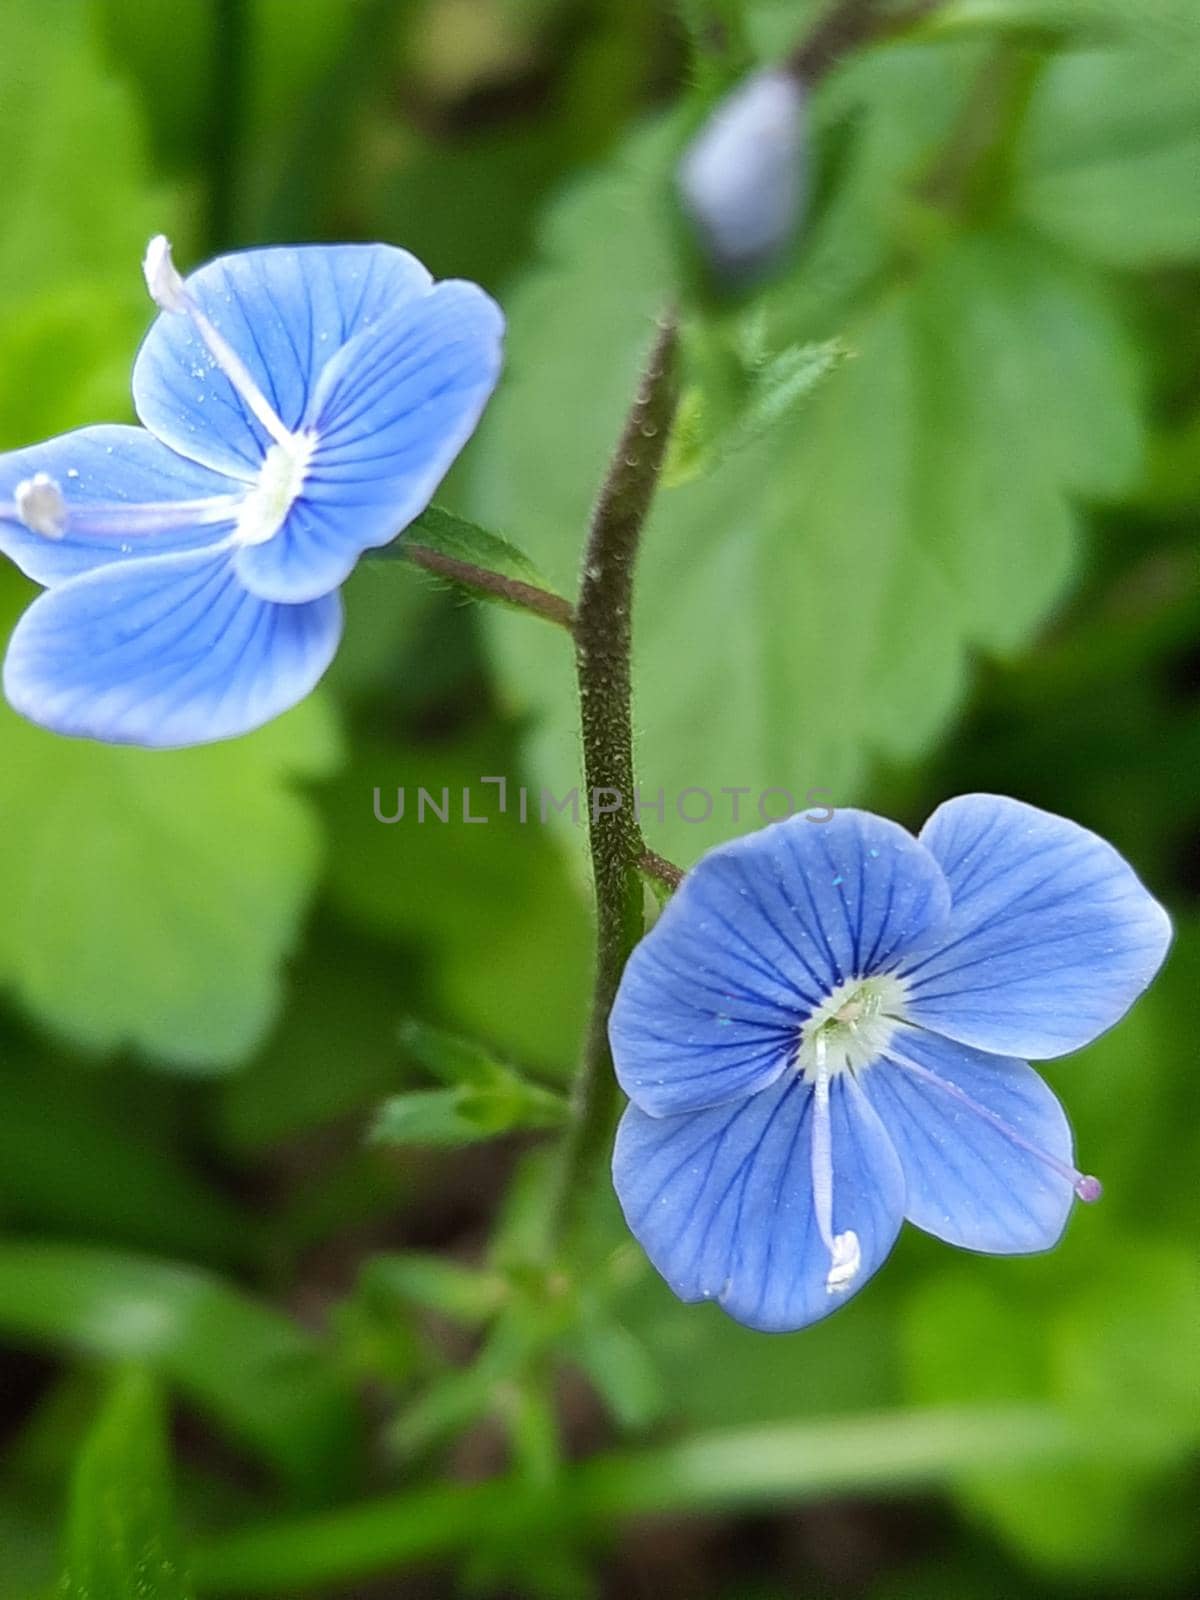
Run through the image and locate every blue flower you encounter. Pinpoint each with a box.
[0,237,503,747]
[610,796,1171,1333]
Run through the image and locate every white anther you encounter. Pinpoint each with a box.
[15,473,68,538]
[141,234,293,448]
[825,1231,861,1295]
[143,234,190,314]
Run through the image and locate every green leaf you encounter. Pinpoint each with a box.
[0,579,341,1070]
[401,505,566,612]
[398,1017,530,1088]
[0,0,178,443]
[0,1048,248,1265]
[371,1079,566,1148]
[370,1087,496,1146]
[359,1253,508,1327]
[0,1241,359,1497]
[376,1021,566,1145]
[59,1369,192,1600]
[664,332,846,487]
[1015,36,1200,266]
[572,1315,666,1432]
[322,724,591,1067]
[0,0,173,301]
[467,104,1141,858]
[217,915,427,1151]
[194,1404,1103,1594]
[901,1240,1200,1577]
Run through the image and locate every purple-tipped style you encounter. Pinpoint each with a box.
[610,796,1171,1333]
[0,237,504,747]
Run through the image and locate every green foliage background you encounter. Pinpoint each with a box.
[0,1,1196,1595]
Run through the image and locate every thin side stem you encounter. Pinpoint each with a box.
[550,311,682,1246]
[638,848,685,892]
[787,0,941,83]
[403,544,575,632]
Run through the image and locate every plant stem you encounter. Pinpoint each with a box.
[638,847,685,892]
[403,544,575,631]
[549,310,681,1247]
[787,0,941,82]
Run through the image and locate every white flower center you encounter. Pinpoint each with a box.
[234,431,316,546]
[796,973,908,1081]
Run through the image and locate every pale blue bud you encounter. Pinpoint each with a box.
[677,69,807,285]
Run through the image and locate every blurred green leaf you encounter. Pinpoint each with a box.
[322,724,590,1066]
[925,0,1200,46]
[0,1048,247,1264]
[372,1078,566,1148]
[572,1313,666,1432]
[359,1252,508,1327]
[0,0,178,443]
[194,1403,1104,1593]
[217,913,425,1150]
[0,0,174,302]
[214,924,439,1272]
[1016,37,1200,266]
[902,1238,1200,1577]
[95,0,213,178]
[1052,1242,1200,1459]
[377,1021,570,1143]
[0,582,340,1069]
[398,1016,515,1087]
[625,1258,903,1427]
[470,100,1141,856]
[0,1241,360,1497]
[59,1368,192,1600]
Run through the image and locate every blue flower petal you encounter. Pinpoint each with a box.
[234,280,504,603]
[0,425,241,587]
[609,810,950,1117]
[613,1067,905,1332]
[3,547,341,748]
[132,244,434,480]
[862,1026,1075,1254]
[899,794,1172,1058]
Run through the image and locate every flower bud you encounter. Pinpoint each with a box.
[677,68,807,287]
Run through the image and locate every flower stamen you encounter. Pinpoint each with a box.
[885,1034,1102,1203]
[234,433,316,546]
[143,235,295,449]
[796,973,908,1081]
[809,1031,862,1295]
[5,477,243,542]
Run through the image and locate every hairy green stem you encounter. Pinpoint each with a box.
[403,544,575,631]
[549,311,681,1246]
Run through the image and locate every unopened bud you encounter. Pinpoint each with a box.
[14,473,67,538]
[677,69,807,287]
